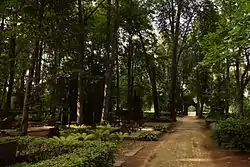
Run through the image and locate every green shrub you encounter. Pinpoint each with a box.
[13,142,117,167]
[0,136,60,162]
[153,125,169,132]
[0,136,49,161]
[138,132,157,141]
[0,136,43,145]
[52,133,98,142]
[16,137,87,162]
[212,118,250,151]
[60,124,115,138]
[83,133,97,141]
[0,136,16,144]
[96,124,115,131]
[1,136,108,163]
[110,132,128,141]
[60,126,115,142]
[143,113,171,122]
[60,126,90,137]
[205,111,227,120]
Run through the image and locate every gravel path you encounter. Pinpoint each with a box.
[146,117,250,167]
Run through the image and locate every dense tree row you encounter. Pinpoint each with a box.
[0,0,249,135]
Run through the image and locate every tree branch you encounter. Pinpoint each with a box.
[170,0,175,39]
[84,0,106,23]
[177,16,193,63]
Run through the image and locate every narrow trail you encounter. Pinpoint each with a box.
[146,117,250,167]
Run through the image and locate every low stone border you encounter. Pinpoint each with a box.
[176,157,233,162]
[123,131,163,141]
[122,122,174,141]
[125,146,144,157]
[115,160,126,167]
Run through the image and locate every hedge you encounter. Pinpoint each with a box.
[0,136,73,163]
[12,141,117,167]
[212,118,250,151]
[1,135,117,165]
[143,113,171,122]
[0,136,49,162]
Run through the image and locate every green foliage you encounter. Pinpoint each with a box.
[243,98,250,118]
[60,125,116,138]
[89,129,111,141]
[18,138,88,162]
[1,135,118,165]
[51,133,91,143]
[96,124,115,132]
[70,125,92,130]
[138,131,157,141]
[205,111,227,120]
[110,132,129,141]
[143,112,171,122]
[212,118,250,151]
[30,142,116,167]
[60,125,118,141]
[83,134,97,141]
[0,136,16,144]
[59,126,91,137]
[12,141,117,167]
[153,125,169,132]
[0,136,75,162]
[0,136,49,158]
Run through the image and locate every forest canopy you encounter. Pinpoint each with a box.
[0,0,250,135]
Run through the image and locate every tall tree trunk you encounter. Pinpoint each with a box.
[0,14,5,57]
[225,58,230,113]
[35,42,43,85]
[51,52,58,122]
[102,0,113,121]
[237,93,244,118]
[5,36,16,117]
[169,1,181,122]
[196,68,203,118]
[138,33,159,115]
[235,58,244,117]
[68,76,78,122]
[169,46,178,121]
[0,15,4,30]
[197,100,203,118]
[102,62,114,121]
[151,65,159,116]
[20,41,39,135]
[196,97,201,117]
[116,44,120,111]
[78,74,85,124]
[19,69,25,111]
[114,0,120,111]
[0,79,7,111]
[77,0,86,125]
[127,36,133,115]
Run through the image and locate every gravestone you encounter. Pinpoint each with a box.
[0,141,17,166]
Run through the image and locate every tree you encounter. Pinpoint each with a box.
[204,0,250,117]
[156,0,200,121]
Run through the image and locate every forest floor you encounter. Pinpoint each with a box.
[118,116,250,167]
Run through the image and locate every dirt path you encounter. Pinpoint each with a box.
[146,116,250,167]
